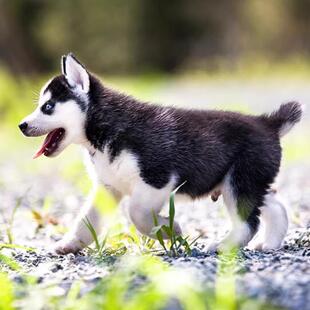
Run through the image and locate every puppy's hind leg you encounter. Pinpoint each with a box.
[207,173,261,252]
[128,180,182,239]
[253,192,288,250]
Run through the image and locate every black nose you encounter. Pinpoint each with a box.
[19,122,28,132]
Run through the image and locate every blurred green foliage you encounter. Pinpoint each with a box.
[2,255,281,310]
[0,273,14,310]
[1,0,310,75]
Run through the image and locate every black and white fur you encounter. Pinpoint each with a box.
[19,53,302,254]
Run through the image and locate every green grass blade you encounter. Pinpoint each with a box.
[156,230,167,252]
[83,217,100,251]
[161,225,172,238]
[0,243,36,252]
[152,209,159,226]
[169,181,186,230]
[188,234,202,247]
[99,233,109,254]
[152,210,167,252]
[169,193,175,232]
[0,253,21,271]
[150,225,163,235]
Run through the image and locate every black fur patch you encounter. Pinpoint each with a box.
[61,55,67,75]
[44,75,87,111]
[259,101,302,134]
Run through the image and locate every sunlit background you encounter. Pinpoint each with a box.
[0,1,309,309]
[0,0,309,159]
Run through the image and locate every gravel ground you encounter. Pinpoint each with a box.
[0,158,309,310]
[1,80,309,309]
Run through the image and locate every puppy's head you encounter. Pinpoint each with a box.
[19,53,90,158]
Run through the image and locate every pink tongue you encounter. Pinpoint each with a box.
[33,130,57,159]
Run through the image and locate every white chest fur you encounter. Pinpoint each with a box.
[85,146,142,196]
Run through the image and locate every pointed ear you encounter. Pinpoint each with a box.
[61,53,90,93]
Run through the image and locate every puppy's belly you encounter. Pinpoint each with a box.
[91,148,223,201]
[175,189,222,203]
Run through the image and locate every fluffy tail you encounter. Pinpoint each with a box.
[261,102,303,137]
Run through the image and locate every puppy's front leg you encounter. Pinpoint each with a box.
[54,188,101,255]
[128,181,182,238]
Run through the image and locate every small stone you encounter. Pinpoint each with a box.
[50,263,64,272]
[10,275,25,284]
[67,253,75,260]
[236,265,250,274]
[294,257,304,263]
[191,248,201,257]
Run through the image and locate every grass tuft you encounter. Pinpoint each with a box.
[152,182,201,257]
[83,217,127,261]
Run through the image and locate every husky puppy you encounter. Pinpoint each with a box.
[19,53,302,254]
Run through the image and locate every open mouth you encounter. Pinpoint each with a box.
[33,128,65,158]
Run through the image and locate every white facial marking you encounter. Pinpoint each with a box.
[39,90,52,107]
[39,78,52,104]
[21,81,53,127]
[21,96,87,155]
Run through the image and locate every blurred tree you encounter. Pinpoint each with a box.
[0,0,44,74]
[34,0,138,73]
[288,0,310,54]
[1,0,310,75]
[178,0,244,70]
[134,0,200,72]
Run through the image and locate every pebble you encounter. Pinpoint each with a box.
[50,263,63,272]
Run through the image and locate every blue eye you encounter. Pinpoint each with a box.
[41,101,55,114]
[45,103,53,110]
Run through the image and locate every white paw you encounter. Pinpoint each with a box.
[249,240,281,251]
[206,241,220,253]
[261,243,281,251]
[53,238,84,255]
[206,240,241,253]
[249,242,263,251]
